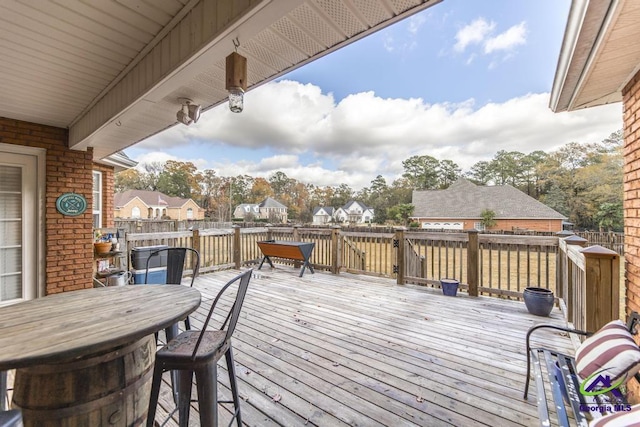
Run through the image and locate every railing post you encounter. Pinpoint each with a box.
[581,245,620,330]
[565,235,588,324]
[395,227,406,285]
[192,229,200,272]
[331,225,341,274]
[233,225,241,269]
[266,225,272,241]
[467,229,479,297]
[292,224,301,269]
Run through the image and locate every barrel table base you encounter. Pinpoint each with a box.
[12,335,155,427]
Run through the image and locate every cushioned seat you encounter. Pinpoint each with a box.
[589,403,640,427]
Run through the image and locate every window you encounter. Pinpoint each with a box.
[187,208,193,219]
[131,206,141,218]
[92,171,102,228]
[474,222,485,231]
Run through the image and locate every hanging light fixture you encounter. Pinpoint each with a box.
[176,98,201,126]
[226,39,247,113]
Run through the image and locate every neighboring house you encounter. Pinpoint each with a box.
[233,203,260,219]
[312,207,335,225]
[334,201,374,224]
[314,201,374,224]
[411,178,565,232]
[114,190,205,220]
[234,197,288,223]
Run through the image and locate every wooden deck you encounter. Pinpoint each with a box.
[152,267,575,426]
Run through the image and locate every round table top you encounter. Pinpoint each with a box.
[0,285,201,370]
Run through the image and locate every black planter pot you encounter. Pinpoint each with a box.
[523,287,554,316]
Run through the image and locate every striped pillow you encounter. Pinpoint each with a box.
[589,403,640,427]
[575,320,640,383]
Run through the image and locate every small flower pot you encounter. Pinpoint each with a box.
[94,242,112,255]
[523,287,554,316]
[440,278,459,297]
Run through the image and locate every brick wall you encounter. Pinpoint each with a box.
[0,117,94,295]
[624,70,640,316]
[623,69,640,402]
[415,218,563,232]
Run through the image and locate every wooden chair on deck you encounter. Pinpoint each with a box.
[147,269,252,427]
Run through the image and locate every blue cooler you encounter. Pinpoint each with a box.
[132,267,167,285]
[131,245,169,284]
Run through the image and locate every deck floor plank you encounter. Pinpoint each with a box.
[163,267,575,426]
[5,267,575,426]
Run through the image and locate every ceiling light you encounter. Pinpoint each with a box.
[176,98,201,126]
[226,51,247,113]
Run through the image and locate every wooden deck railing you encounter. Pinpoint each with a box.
[124,226,619,320]
[557,238,620,331]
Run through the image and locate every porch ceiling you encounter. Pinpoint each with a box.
[550,0,640,112]
[0,0,440,161]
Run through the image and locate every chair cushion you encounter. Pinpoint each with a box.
[588,403,640,427]
[575,319,640,383]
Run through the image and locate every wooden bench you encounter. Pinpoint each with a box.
[524,312,640,426]
[257,240,315,277]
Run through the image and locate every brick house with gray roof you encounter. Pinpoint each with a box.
[411,178,565,232]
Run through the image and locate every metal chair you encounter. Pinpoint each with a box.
[0,371,6,411]
[144,247,200,334]
[147,269,252,427]
[144,247,200,407]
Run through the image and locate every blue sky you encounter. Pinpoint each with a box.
[131,0,622,189]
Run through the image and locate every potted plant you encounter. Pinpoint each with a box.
[523,287,554,316]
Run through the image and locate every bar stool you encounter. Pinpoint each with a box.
[147,269,252,427]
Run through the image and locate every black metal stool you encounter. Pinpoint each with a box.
[147,269,252,427]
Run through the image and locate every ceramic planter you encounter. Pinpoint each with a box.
[523,287,554,316]
[440,278,459,297]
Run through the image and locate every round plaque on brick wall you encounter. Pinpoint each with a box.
[56,193,88,216]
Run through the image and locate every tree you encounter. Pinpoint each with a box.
[269,171,291,198]
[467,161,491,185]
[156,160,198,198]
[402,155,440,189]
[488,150,524,186]
[438,160,461,188]
[387,203,414,225]
[331,184,354,207]
[249,178,274,203]
[115,169,145,192]
[594,202,623,231]
[480,209,497,230]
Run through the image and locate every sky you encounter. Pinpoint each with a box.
[128,0,623,190]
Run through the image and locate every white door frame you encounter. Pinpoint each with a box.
[0,143,46,301]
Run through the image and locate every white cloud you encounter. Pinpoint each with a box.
[134,80,622,190]
[454,18,496,52]
[453,18,527,66]
[484,21,527,53]
[408,14,426,35]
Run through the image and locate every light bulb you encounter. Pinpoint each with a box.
[228,87,244,113]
